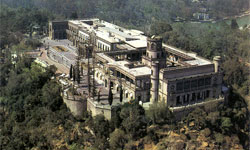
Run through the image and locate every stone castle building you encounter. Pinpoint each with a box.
[49,19,225,111]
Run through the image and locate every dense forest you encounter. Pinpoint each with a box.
[0,0,249,149]
[0,0,249,26]
[0,58,248,149]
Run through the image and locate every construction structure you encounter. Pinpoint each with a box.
[49,19,226,118]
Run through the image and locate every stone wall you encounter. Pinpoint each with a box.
[87,98,113,120]
[63,95,87,117]
[170,97,224,120]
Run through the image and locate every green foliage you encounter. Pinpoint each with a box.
[150,21,172,36]
[0,60,12,87]
[69,143,83,150]
[0,1,249,149]
[108,85,113,105]
[110,107,122,130]
[73,67,75,82]
[90,115,110,138]
[69,64,73,79]
[185,107,207,130]
[0,5,54,49]
[88,115,110,149]
[222,58,248,87]
[1,0,248,28]
[119,85,123,103]
[214,133,224,144]
[110,129,127,150]
[42,81,63,111]
[0,58,76,149]
[70,12,78,19]
[220,117,233,134]
[231,19,239,29]
[120,102,147,139]
[147,101,174,125]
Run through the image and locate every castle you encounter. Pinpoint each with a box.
[49,19,226,118]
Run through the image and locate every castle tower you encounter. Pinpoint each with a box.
[142,36,166,103]
[213,56,223,98]
[213,56,221,73]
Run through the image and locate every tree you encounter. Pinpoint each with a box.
[119,85,123,103]
[70,11,78,19]
[75,58,80,84]
[46,65,57,78]
[73,67,76,82]
[147,101,174,125]
[110,129,127,150]
[120,103,147,139]
[88,115,110,149]
[150,21,173,35]
[42,81,63,111]
[76,68,80,84]
[69,64,73,79]
[185,107,207,130]
[231,19,239,29]
[110,106,122,129]
[108,85,113,105]
[220,117,233,134]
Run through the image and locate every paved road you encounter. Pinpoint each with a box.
[38,48,69,74]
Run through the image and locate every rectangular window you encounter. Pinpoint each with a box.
[198,79,204,87]
[136,80,140,87]
[206,90,210,98]
[183,95,188,103]
[203,91,206,100]
[191,93,196,101]
[187,94,190,101]
[205,77,211,86]
[176,96,181,105]
[197,93,201,100]
[176,82,183,91]
[191,80,197,89]
[184,81,190,90]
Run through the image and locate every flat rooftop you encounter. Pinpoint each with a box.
[97,53,151,77]
[108,61,151,77]
[68,19,213,67]
[69,19,146,45]
[163,44,212,66]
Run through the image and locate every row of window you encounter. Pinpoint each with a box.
[97,42,110,51]
[79,34,89,41]
[176,90,210,105]
[176,77,211,91]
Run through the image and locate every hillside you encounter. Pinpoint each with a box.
[0,2,249,150]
